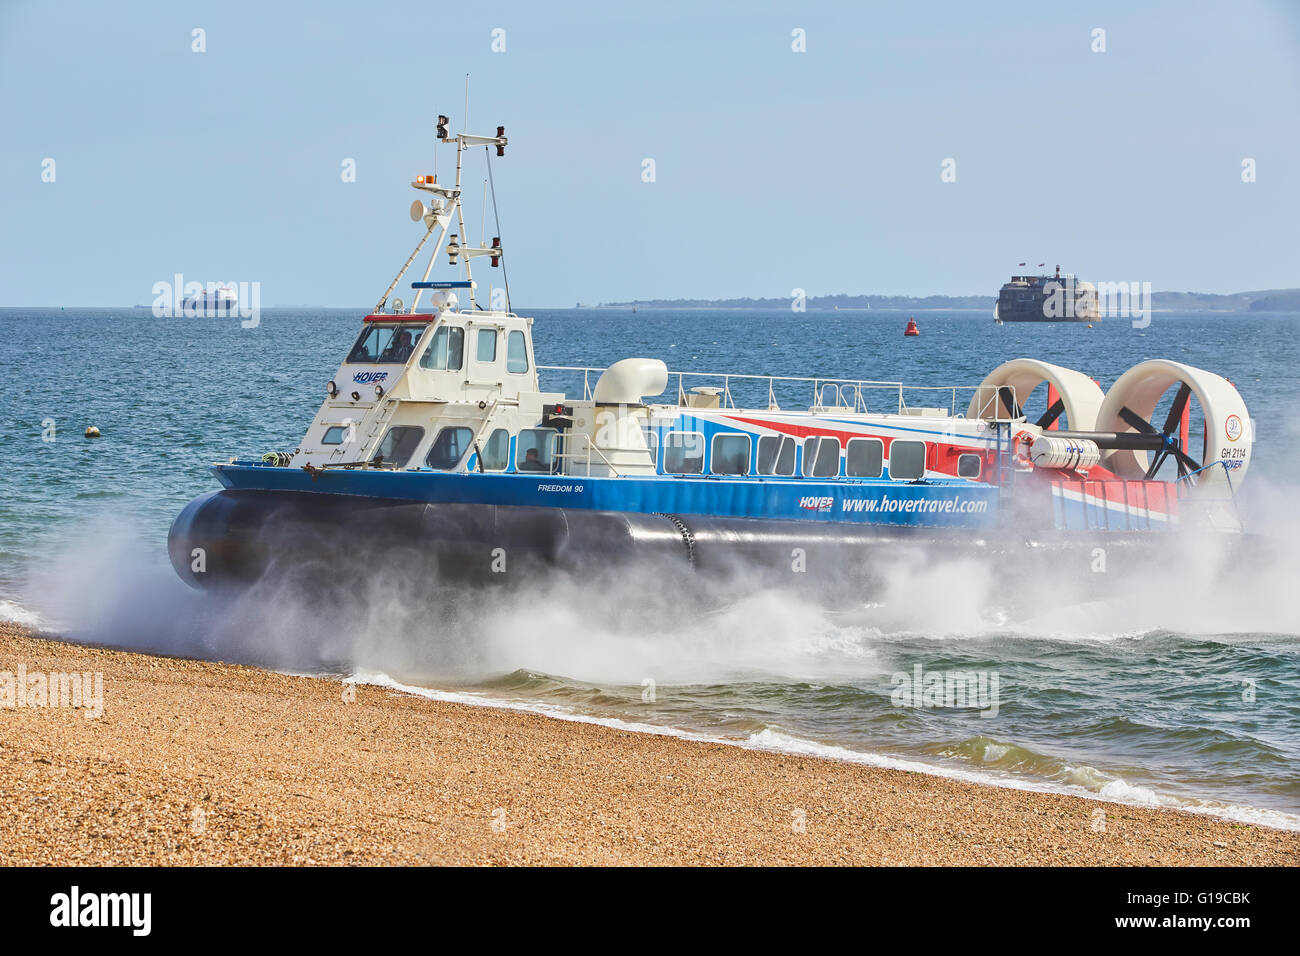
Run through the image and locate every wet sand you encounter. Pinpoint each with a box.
[1,621,1296,866]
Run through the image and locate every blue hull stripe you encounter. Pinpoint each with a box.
[214,465,999,529]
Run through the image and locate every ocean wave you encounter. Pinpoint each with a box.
[0,598,52,630]
[349,669,1300,833]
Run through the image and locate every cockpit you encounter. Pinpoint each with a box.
[346,322,429,364]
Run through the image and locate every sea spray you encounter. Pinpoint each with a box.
[11,476,1300,824]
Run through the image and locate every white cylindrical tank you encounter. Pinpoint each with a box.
[1027,435,1102,470]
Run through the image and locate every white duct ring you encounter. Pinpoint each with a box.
[1096,360,1251,486]
[967,358,1105,431]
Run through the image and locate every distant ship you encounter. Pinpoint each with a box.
[183,285,238,315]
[997,265,1097,323]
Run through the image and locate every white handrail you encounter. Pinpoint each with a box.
[537,366,1019,420]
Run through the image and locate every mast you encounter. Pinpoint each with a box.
[391,111,508,315]
[454,132,472,309]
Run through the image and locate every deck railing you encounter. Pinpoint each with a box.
[537,365,1017,420]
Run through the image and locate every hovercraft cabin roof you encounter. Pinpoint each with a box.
[363,313,437,323]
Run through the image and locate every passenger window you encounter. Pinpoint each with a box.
[476,328,498,362]
[663,432,705,474]
[506,330,529,373]
[803,436,841,477]
[375,426,425,469]
[321,425,348,445]
[419,326,464,371]
[516,428,557,472]
[889,440,927,480]
[711,434,751,475]
[480,428,510,471]
[756,435,796,476]
[846,438,884,478]
[425,426,473,470]
[958,453,982,479]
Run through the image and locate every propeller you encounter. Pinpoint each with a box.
[1118,383,1201,479]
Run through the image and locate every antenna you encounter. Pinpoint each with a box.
[383,104,510,314]
[455,123,471,305]
[486,146,511,313]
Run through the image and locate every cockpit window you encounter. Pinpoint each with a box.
[419,325,465,371]
[480,428,510,471]
[347,323,427,364]
[506,330,529,373]
[426,426,474,470]
[516,428,557,472]
[374,426,425,469]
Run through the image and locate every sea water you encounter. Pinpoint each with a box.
[2,306,1298,828]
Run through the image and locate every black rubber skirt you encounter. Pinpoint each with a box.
[167,489,1232,596]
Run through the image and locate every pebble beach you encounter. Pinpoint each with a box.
[2,622,1296,866]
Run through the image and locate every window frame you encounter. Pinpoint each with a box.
[802,436,842,478]
[888,439,928,481]
[321,425,348,446]
[756,434,796,476]
[475,327,498,363]
[424,425,474,471]
[515,427,558,472]
[418,324,465,372]
[662,430,706,475]
[710,433,752,476]
[346,323,428,365]
[479,427,511,472]
[957,453,982,479]
[845,437,885,478]
[506,329,530,374]
[375,425,426,469]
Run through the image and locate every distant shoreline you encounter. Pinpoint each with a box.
[1,305,1295,316]
[575,306,1268,315]
[587,287,1300,314]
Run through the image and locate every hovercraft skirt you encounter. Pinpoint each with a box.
[167,489,1191,593]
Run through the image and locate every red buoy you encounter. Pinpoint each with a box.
[904,317,920,337]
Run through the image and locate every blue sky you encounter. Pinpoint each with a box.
[1,0,1297,306]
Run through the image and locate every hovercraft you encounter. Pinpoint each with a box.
[169,116,1254,594]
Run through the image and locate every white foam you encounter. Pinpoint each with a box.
[0,598,51,630]
[344,669,1300,834]
[981,743,1011,762]
[1098,777,1169,807]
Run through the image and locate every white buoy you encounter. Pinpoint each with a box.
[84,426,100,438]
